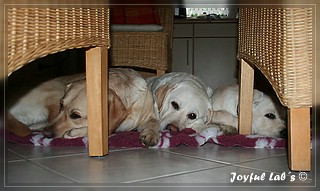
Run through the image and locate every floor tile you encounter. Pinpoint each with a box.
[138,165,298,185]
[6,150,25,161]
[30,148,225,183]
[7,143,88,160]
[162,143,287,164]
[140,164,313,185]
[7,160,76,184]
[236,155,314,184]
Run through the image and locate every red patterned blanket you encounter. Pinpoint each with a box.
[7,127,286,149]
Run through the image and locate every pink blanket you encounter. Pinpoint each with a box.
[6,127,286,149]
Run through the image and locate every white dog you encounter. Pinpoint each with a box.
[146,72,213,133]
[210,84,287,138]
[8,68,159,146]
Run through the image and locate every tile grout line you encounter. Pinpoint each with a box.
[162,149,287,166]
[123,165,230,183]
[7,149,88,162]
[7,147,143,162]
[160,150,232,165]
[7,149,81,183]
[232,153,288,164]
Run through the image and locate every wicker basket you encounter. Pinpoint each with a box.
[7,8,111,75]
[238,8,313,108]
[110,8,173,72]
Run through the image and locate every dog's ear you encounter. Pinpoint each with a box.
[65,83,73,93]
[64,73,86,85]
[155,85,168,111]
[206,86,213,98]
[253,90,264,110]
[108,88,127,134]
[155,84,174,111]
[206,109,213,125]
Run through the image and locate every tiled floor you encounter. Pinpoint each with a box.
[5,141,315,188]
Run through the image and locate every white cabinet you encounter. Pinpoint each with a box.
[172,38,193,74]
[172,24,193,74]
[172,21,238,91]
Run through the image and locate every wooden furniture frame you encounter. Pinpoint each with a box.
[7,7,110,157]
[238,8,313,171]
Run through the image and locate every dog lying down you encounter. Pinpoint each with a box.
[146,72,214,133]
[210,84,287,138]
[8,68,160,147]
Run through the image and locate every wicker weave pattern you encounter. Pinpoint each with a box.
[8,8,110,75]
[110,8,173,71]
[111,32,167,70]
[238,8,312,108]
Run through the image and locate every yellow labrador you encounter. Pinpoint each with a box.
[210,84,287,138]
[8,68,159,146]
[146,72,213,133]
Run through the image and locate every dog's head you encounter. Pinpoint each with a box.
[155,82,213,133]
[251,90,286,138]
[43,79,88,138]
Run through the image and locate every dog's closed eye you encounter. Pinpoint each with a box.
[171,101,180,111]
[265,113,276,119]
[70,112,81,119]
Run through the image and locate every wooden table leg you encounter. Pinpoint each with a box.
[238,59,254,135]
[288,107,311,171]
[85,47,109,157]
[156,70,165,76]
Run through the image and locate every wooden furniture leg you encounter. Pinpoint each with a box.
[238,59,255,135]
[156,70,165,76]
[86,47,109,157]
[288,107,311,171]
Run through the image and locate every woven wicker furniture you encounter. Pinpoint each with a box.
[7,7,111,157]
[237,8,312,171]
[110,8,174,76]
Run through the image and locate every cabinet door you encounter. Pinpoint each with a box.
[194,38,238,91]
[172,38,193,74]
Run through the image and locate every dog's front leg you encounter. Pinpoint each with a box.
[211,110,238,134]
[137,117,160,147]
[7,113,32,137]
[212,110,238,127]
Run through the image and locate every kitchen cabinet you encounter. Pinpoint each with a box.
[172,20,239,91]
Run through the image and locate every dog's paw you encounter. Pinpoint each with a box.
[139,128,159,147]
[219,124,238,135]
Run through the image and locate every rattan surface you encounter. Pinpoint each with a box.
[8,8,110,75]
[238,8,313,108]
[110,8,174,72]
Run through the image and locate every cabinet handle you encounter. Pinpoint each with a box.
[186,40,189,66]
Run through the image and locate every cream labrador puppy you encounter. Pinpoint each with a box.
[210,84,287,138]
[8,73,86,137]
[8,68,159,146]
[146,72,213,133]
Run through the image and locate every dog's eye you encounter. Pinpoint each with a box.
[171,101,180,111]
[187,113,197,120]
[265,113,276,119]
[70,112,81,119]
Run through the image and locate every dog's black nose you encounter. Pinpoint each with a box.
[279,129,287,138]
[42,127,54,138]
